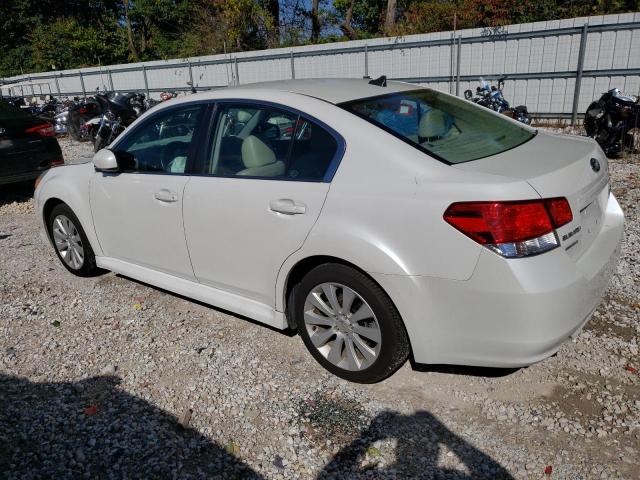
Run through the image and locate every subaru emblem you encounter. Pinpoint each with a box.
[590,158,601,173]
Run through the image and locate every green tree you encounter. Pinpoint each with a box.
[333,0,387,37]
[30,17,128,71]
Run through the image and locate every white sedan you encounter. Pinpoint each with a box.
[35,78,624,383]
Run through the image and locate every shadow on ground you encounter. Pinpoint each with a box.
[0,182,34,208]
[0,374,262,479]
[318,410,514,479]
[0,374,513,479]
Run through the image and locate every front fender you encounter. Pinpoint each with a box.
[35,163,102,256]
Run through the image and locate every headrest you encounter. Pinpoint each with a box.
[241,135,276,168]
[419,109,450,139]
[236,110,253,123]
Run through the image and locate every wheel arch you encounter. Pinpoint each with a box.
[37,163,103,256]
[281,255,401,330]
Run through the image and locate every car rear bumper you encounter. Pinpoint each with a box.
[373,192,624,367]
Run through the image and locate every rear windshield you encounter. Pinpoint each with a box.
[340,89,535,164]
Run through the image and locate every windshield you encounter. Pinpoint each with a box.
[340,89,535,164]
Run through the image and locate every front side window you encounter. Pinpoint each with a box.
[340,89,535,164]
[114,104,204,173]
[203,104,338,181]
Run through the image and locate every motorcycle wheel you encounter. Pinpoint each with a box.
[93,132,108,152]
[623,128,640,154]
[68,119,84,142]
[584,102,602,137]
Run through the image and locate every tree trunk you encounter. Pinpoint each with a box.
[385,0,397,34]
[340,0,357,40]
[266,0,280,47]
[311,0,320,43]
[123,0,139,62]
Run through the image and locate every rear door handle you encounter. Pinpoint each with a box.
[269,198,306,215]
[154,189,178,203]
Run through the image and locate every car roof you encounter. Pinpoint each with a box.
[226,78,419,104]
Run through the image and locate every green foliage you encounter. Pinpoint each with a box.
[333,0,387,36]
[0,0,638,78]
[30,18,127,70]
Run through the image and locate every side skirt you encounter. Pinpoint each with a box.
[95,256,287,330]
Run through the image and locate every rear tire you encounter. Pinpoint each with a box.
[292,263,410,383]
[47,204,102,277]
[68,117,85,142]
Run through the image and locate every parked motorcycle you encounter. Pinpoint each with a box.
[92,92,141,152]
[584,88,640,158]
[30,97,62,120]
[68,96,102,142]
[54,109,69,136]
[464,77,531,125]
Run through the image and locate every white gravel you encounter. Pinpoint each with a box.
[0,135,638,479]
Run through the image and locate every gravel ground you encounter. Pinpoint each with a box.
[0,135,638,479]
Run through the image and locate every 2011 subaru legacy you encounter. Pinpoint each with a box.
[34,79,624,383]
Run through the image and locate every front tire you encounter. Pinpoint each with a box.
[48,204,101,277]
[292,263,410,383]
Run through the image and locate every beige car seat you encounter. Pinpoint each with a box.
[237,135,285,177]
[168,156,187,173]
[419,110,450,139]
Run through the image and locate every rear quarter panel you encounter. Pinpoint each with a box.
[276,111,540,310]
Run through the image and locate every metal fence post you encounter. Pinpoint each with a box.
[571,23,589,125]
[364,44,369,77]
[79,71,86,98]
[108,70,114,92]
[455,35,462,96]
[234,57,240,85]
[142,64,150,98]
[188,61,194,88]
[54,74,61,97]
[290,52,295,79]
[449,33,455,94]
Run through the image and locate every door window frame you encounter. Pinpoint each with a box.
[108,100,213,176]
[194,99,346,183]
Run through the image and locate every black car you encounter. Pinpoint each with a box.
[0,100,63,185]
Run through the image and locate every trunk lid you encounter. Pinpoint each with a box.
[454,131,609,260]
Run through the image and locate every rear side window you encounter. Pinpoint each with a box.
[340,89,535,164]
[203,104,339,181]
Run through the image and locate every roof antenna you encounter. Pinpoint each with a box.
[368,75,387,87]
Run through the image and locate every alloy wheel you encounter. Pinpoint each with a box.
[52,214,85,270]
[303,282,382,371]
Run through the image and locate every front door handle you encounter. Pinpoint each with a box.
[154,189,178,203]
[269,198,306,215]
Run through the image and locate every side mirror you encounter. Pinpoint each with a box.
[464,89,473,100]
[93,148,119,172]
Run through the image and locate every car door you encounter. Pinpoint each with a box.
[90,102,206,279]
[183,102,343,306]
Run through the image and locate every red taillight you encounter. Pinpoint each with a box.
[78,107,87,114]
[51,159,64,167]
[26,123,55,137]
[545,198,573,227]
[444,198,573,258]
